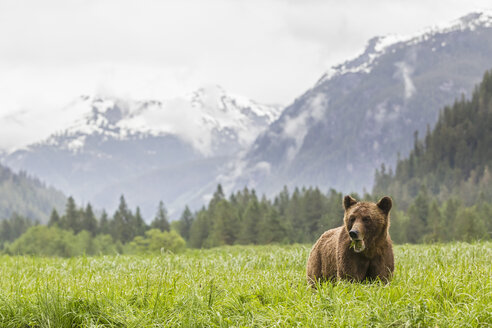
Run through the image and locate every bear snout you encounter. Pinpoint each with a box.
[349,230,359,239]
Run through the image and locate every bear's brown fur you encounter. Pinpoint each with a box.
[306,195,394,285]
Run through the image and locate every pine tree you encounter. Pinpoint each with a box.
[178,206,193,241]
[133,207,147,237]
[238,198,261,245]
[63,196,80,233]
[81,203,98,236]
[258,207,286,244]
[48,209,61,227]
[98,210,110,235]
[151,201,170,232]
[424,200,442,242]
[209,184,225,208]
[189,209,211,248]
[406,186,430,243]
[111,195,134,243]
[286,188,303,243]
[209,199,238,246]
[303,187,325,242]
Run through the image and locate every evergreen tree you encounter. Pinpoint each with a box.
[454,206,488,241]
[303,187,325,242]
[189,209,211,248]
[111,195,134,243]
[151,201,170,232]
[424,200,442,242]
[0,213,33,246]
[406,186,430,243]
[238,198,261,244]
[258,207,286,244]
[209,199,239,246]
[98,210,110,235]
[48,209,61,227]
[133,207,147,237]
[63,196,80,232]
[81,203,98,236]
[286,188,303,243]
[178,206,193,241]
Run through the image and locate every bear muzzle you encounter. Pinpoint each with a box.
[349,229,366,253]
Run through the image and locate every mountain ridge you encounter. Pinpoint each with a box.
[1,86,282,218]
[223,11,492,197]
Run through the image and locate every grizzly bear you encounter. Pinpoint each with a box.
[306,195,394,285]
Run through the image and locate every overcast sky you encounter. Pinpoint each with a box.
[0,0,491,151]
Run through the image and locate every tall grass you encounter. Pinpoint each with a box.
[0,242,490,327]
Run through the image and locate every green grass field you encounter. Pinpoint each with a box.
[0,242,491,327]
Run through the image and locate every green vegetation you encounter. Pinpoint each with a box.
[2,181,490,255]
[0,165,66,223]
[0,243,490,327]
[1,196,184,256]
[370,70,492,244]
[374,70,492,209]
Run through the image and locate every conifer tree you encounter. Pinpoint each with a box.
[209,199,238,246]
[111,195,134,243]
[178,206,193,241]
[258,207,286,244]
[63,196,80,233]
[133,207,147,237]
[238,197,261,245]
[189,209,211,248]
[48,209,61,227]
[81,203,98,236]
[98,210,110,235]
[407,186,430,243]
[151,201,170,232]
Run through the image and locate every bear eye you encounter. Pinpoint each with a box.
[363,216,370,222]
[349,216,356,223]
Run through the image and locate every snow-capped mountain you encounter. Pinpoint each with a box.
[42,85,281,156]
[225,11,492,195]
[2,86,282,218]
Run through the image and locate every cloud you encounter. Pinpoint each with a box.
[1,0,491,150]
[283,93,327,161]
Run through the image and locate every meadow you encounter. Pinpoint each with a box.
[0,242,491,327]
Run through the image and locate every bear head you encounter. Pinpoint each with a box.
[343,195,392,253]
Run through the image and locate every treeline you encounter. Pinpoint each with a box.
[185,185,346,248]
[178,184,491,248]
[0,196,185,256]
[4,182,490,256]
[0,164,66,223]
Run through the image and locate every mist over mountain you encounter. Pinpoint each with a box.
[224,12,492,195]
[1,86,281,218]
[3,12,492,220]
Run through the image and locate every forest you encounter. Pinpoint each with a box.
[1,70,492,254]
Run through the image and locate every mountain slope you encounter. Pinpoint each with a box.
[373,69,492,206]
[1,86,281,218]
[0,164,66,222]
[228,12,492,195]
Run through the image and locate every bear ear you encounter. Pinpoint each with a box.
[377,196,392,214]
[343,195,357,211]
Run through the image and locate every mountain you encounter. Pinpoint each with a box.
[225,11,492,195]
[373,69,492,208]
[0,164,66,222]
[1,86,281,218]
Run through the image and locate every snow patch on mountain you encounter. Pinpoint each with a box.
[35,86,282,156]
[316,11,492,86]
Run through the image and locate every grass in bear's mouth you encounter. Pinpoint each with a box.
[350,239,364,251]
[0,242,490,327]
